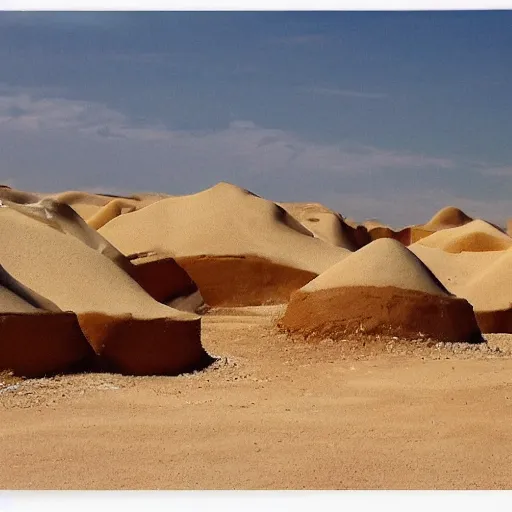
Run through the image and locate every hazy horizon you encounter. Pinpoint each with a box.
[1,11,511,226]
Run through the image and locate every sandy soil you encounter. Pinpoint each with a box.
[1,305,512,490]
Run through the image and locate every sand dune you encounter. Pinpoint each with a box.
[358,207,474,247]
[99,183,349,306]
[86,199,137,229]
[128,253,198,303]
[0,202,208,375]
[460,251,512,333]
[423,206,474,230]
[0,266,93,377]
[0,184,42,205]
[409,244,502,295]
[50,190,167,225]
[280,239,481,342]
[4,197,196,305]
[415,219,512,253]
[278,202,367,250]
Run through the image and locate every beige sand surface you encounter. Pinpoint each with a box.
[0,185,42,205]
[0,201,207,375]
[46,190,166,223]
[423,206,473,230]
[99,182,348,275]
[409,244,502,295]
[462,251,512,311]
[301,238,448,295]
[278,201,360,250]
[1,306,511,490]
[0,266,93,377]
[416,220,512,253]
[0,204,192,320]
[281,239,481,342]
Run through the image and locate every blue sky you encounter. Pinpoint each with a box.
[0,11,511,226]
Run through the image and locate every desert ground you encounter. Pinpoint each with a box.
[1,306,512,490]
[1,182,512,490]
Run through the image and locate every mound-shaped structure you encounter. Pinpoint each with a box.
[99,182,349,306]
[48,190,168,225]
[0,184,42,205]
[86,199,137,229]
[409,244,501,296]
[3,197,196,305]
[423,206,474,231]
[278,202,368,250]
[0,266,93,377]
[415,220,512,253]
[363,223,434,247]
[279,239,482,342]
[0,203,209,376]
[128,253,198,303]
[459,252,512,333]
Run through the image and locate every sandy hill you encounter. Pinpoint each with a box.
[279,238,481,343]
[356,219,430,247]
[0,266,93,377]
[409,244,502,296]
[99,182,350,307]
[0,202,209,375]
[423,206,474,231]
[0,184,42,205]
[278,202,368,250]
[507,219,512,237]
[458,251,512,333]
[49,190,167,227]
[3,197,196,305]
[415,220,512,253]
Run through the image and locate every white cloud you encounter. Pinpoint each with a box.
[0,90,452,176]
[1,88,509,226]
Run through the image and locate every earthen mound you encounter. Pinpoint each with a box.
[0,266,93,377]
[460,251,512,333]
[0,185,42,205]
[416,220,512,253]
[0,203,210,375]
[278,202,367,250]
[423,206,474,230]
[128,253,198,303]
[49,190,166,224]
[99,182,349,306]
[4,197,196,304]
[409,244,502,296]
[279,239,481,343]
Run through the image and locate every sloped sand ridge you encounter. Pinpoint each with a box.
[0,184,42,205]
[4,197,198,305]
[0,204,210,376]
[99,182,349,306]
[128,253,198,303]
[423,206,474,231]
[460,251,512,333]
[367,225,436,246]
[361,207,474,247]
[279,239,482,343]
[49,190,168,225]
[0,266,93,377]
[176,254,317,307]
[416,220,512,253]
[278,202,367,250]
[409,244,502,296]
